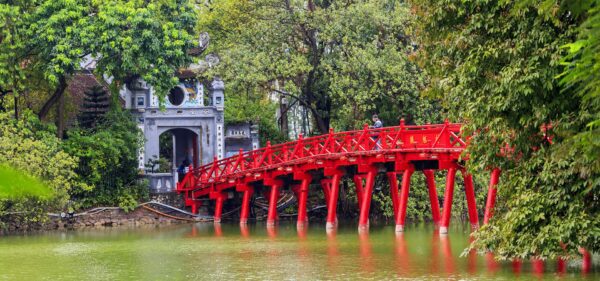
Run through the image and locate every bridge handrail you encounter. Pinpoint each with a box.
[177,121,466,192]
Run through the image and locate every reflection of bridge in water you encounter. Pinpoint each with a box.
[185,223,593,277]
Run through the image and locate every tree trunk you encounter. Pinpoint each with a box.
[13,92,18,120]
[38,76,67,120]
[279,95,289,137]
[56,93,65,138]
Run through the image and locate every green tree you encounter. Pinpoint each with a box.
[64,108,147,209]
[78,85,109,129]
[0,164,52,199]
[0,110,78,226]
[411,0,599,259]
[0,0,198,121]
[199,0,435,134]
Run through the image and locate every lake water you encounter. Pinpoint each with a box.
[0,222,596,280]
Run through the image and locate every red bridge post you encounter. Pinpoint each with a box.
[358,169,377,231]
[386,172,400,223]
[210,192,227,223]
[326,172,343,230]
[462,171,479,229]
[353,175,365,212]
[483,168,501,224]
[423,170,441,226]
[295,174,312,229]
[238,184,254,225]
[265,179,283,227]
[320,179,331,208]
[395,169,414,232]
[440,168,457,234]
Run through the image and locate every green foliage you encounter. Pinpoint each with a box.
[0,2,28,96]
[63,108,146,209]
[224,94,287,145]
[199,0,435,134]
[413,0,599,259]
[471,147,599,260]
[118,192,139,213]
[0,110,78,224]
[78,85,109,129]
[0,164,52,199]
[0,0,198,114]
[557,2,600,178]
[89,0,198,104]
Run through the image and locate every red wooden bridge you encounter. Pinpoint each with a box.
[177,120,502,233]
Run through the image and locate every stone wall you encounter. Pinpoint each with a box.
[1,203,206,235]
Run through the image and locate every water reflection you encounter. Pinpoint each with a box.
[0,222,596,280]
[239,224,250,238]
[358,230,375,274]
[214,223,222,237]
[439,234,456,275]
[394,233,410,277]
[466,237,477,274]
[266,225,277,239]
[325,228,340,276]
[485,252,500,275]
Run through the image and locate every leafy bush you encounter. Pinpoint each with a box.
[0,164,53,199]
[0,111,79,225]
[63,108,147,209]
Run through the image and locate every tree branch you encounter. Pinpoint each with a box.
[38,76,68,119]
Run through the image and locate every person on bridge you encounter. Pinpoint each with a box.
[370,114,383,129]
[370,114,383,149]
[177,159,191,182]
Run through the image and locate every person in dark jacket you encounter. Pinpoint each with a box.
[370,114,383,149]
[177,159,191,181]
[370,114,383,129]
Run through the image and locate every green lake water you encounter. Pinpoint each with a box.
[0,222,596,280]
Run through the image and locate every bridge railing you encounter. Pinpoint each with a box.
[177,121,465,192]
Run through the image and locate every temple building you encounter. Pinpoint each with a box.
[119,77,259,193]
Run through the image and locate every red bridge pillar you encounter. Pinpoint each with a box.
[210,192,228,223]
[461,171,479,230]
[353,175,365,212]
[386,172,400,223]
[423,170,441,226]
[238,184,254,225]
[440,168,457,234]
[484,168,501,224]
[265,178,283,227]
[358,169,377,231]
[326,172,343,230]
[295,174,312,229]
[320,179,332,208]
[395,169,414,232]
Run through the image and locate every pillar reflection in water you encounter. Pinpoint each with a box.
[325,228,340,275]
[296,224,311,269]
[531,258,544,277]
[440,233,456,275]
[467,236,477,274]
[394,232,411,277]
[239,223,250,238]
[358,230,374,273]
[266,224,277,239]
[485,252,499,275]
[188,224,199,238]
[512,259,522,275]
[429,229,440,274]
[214,223,223,237]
